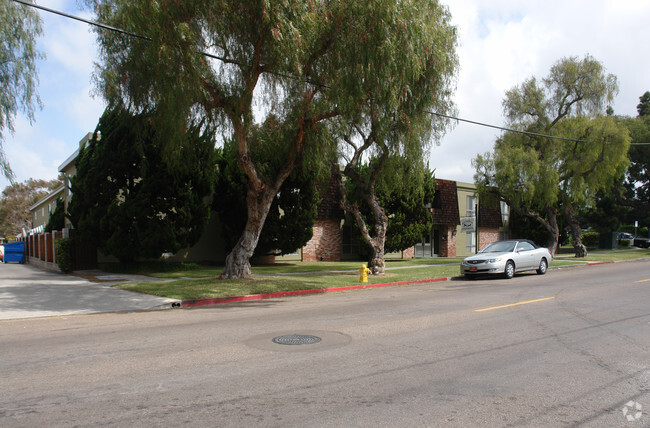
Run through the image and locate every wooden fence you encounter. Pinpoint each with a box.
[20,228,97,272]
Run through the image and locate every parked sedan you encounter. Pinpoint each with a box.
[460,239,552,279]
[633,237,650,248]
[618,232,634,242]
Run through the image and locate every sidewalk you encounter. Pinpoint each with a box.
[0,264,179,321]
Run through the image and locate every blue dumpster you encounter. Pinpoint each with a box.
[3,241,25,263]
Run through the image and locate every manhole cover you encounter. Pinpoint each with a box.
[272,334,322,346]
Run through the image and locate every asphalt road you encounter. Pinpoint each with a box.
[1,261,649,427]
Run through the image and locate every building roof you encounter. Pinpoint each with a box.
[431,179,460,226]
[478,192,503,228]
[316,174,344,220]
[58,132,92,172]
[28,186,65,212]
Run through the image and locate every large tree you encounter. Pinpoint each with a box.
[213,125,329,258]
[67,107,217,262]
[344,156,436,259]
[89,0,457,278]
[615,94,650,228]
[473,55,630,257]
[0,178,60,237]
[0,0,44,181]
[328,0,458,274]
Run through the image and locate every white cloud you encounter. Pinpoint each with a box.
[432,0,650,183]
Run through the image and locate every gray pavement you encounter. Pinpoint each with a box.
[0,263,178,320]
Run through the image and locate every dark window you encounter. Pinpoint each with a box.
[432,190,442,209]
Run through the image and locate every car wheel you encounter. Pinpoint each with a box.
[536,258,548,275]
[503,261,515,279]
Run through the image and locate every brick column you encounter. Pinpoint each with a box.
[302,219,342,262]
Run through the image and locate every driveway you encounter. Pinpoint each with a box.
[0,263,178,320]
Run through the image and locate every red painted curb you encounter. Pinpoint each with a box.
[181,277,449,308]
[586,261,615,266]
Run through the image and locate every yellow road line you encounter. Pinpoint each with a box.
[475,297,555,312]
[635,279,650,283]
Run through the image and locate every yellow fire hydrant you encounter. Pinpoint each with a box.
[359,264,371,282]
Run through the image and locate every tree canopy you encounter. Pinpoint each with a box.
[89,0,459,277]
[637,91,650,117]
[0,0,44,181]
[617,94,650,228]
[67,107,217,262]
[325,0,457,273]
[473,55,630,256]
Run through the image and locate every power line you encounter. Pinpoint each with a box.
[427,111,588,143]
[10,0,229,62]
[13,0,650,147]
[427,111,650,146]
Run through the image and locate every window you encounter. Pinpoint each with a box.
[500,201,510,224]
[432,189,442,209]
[517,241,535,252]
[466,195,477,217]
[466,231,476,253]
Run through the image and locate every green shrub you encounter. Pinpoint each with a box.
[619,239,631,248]
[55,238,73,273]
[580,231,600,247]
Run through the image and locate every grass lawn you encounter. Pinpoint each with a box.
[111,249,649,301]
[102,257,464,279]
[114,264,462,300]
[554,248,650,262]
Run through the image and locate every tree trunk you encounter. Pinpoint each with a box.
[219,186,276,279]
[363,194,388,275]
[368,244,386,275]
[564,206,587,258]
[526,206,559,256]
[544,206,560,256]
[346,198,387,275]
[332,164,388,275]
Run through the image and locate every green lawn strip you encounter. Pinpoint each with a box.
[581,249,650,262]
[554,249,650,262]
[102,257,464,279]
[115,265,459,300]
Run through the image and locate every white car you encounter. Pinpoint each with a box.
[460,239,552,279]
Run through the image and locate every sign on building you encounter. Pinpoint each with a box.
[461,218,475,232]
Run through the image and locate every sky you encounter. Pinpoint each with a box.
[2,0,650,191]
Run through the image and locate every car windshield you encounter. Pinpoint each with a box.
[480,241,516,253]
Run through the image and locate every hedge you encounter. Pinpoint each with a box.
[55,238,73,273]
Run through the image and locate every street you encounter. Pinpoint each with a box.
[1,261,649,427]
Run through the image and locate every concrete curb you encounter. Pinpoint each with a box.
[181,277,450,308]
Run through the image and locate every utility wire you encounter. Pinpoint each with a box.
[13,0,650,146]
[10,0,229,62]
[426,111,589,143]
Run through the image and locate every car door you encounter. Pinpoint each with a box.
[515,241,537,269]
